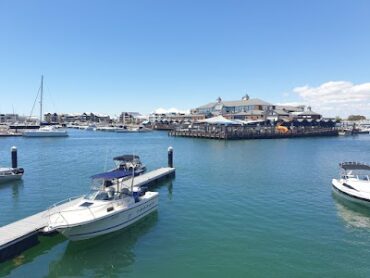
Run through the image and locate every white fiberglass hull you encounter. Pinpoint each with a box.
[23,130,68,137]
[0,174,22,183]
[56,194,158,240]
[332,179,370,207]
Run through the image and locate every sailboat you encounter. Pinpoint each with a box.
[23,76,68,137]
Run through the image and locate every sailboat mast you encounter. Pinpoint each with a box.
[39,75,44,123]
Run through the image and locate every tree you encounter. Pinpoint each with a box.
[335,116,342,123]
[347,115,366,121]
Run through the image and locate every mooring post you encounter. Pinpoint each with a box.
[168,146,173,168]
[11,146,17,168]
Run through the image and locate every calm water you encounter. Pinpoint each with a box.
[1,130,370,277]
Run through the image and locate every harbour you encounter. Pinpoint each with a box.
[1,130,370,277]
[1,1,370,276]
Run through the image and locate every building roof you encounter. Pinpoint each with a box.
[198,115,241,125]
[291,110,321,116]
[197,98,273,109]
[273,109,290,116]
[275,105,305,112]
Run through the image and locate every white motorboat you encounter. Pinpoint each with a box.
[332,162,370,206]
[0,167,24,183]
[113,155,146,175]
[44,166,158,240]
[23,125,68,137]
[23,76,69,137]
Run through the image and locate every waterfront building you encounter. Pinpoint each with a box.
[192,95,322,122]
[0,114,19,123]
[119,112,146,124]
[193,95,275,116]
[44,112,111,123]
[149,112,205,124]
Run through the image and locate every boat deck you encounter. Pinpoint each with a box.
[0,167,175,262]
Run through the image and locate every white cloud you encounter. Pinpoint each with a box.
[154,107,190,114]
[292,81,370,117]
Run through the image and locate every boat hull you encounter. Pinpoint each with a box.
[23,131,68,137]
[332,179,370,207]
[57,194,158,240]
[0,174,22,183]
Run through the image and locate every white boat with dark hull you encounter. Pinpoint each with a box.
[332,162,370,206]
[0,167,24,183]
[44,166,158,240]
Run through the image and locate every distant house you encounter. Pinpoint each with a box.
[44,112,111,123]
[0,113,18,123]
[119,112,145,124]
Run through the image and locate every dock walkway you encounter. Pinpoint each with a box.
[0,167,175,262]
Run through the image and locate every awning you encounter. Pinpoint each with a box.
[198,116,241,125]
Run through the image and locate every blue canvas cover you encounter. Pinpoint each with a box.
[90,169,132,180]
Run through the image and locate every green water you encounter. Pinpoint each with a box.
[1,130,370,277]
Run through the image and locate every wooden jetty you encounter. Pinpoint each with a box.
[169,127,338,140]
[0,166,175,263]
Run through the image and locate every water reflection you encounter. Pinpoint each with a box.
[332,192,370,229]
[0,179,24,200]
[47,212,158,277]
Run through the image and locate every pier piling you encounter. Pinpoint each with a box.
[168,146,173,168]
[11,146,17,168]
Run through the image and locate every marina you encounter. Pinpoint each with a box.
[1,130,370,277]
[1,1,369,276]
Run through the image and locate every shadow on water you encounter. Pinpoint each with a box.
[0,233,66,277]
[332,192,370,229]
[46,211,159,277]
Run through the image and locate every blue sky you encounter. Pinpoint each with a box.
[1,0,370,117]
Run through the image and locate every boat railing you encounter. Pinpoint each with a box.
[46,198,127,226]
[47,195,82,211]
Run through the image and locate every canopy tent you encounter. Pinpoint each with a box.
[90,169,132,180]
[198,115,241,125]
[339,162,370,171]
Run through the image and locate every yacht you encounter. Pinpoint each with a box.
[44,167,158,240]
[113,155,146,176]
[23,75,69,137]
[0,167,24,183]
[23,125,68,137]
[332,162,370,206]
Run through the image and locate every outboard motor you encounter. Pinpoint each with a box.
[13,168,24,175]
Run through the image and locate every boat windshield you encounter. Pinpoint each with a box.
[357,175,370,181]
[84,189,115,201]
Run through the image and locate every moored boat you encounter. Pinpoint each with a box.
[113,155,146,176]
[44,165,158,240]
[0,167,24,183]
[23,125,68,137]
[332,162,370,206]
